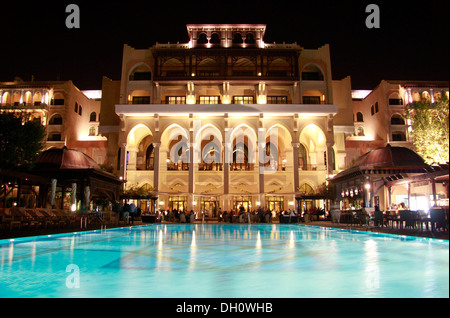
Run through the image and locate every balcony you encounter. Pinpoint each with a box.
[115,103,339,117]
[0,102,49,111]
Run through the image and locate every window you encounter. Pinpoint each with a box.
[199,96,220,104]
[146,144,154,170]
[267,96,287,104]
[210,33,220,45]
[371,105,375,116]
[132,96,150,104]
[48,133,61,141]
[197,33,208,44]
[301,72,324,81]
[51,99,64,105]
[131,72,151,80]
[166,96,186,104]
[245,33,255,44]
[303,96,321,104]
[391,115,405,125]
[232,33,243,44]
[233,96,254,104]
[392,132,406,141]
[356,112,364,122]
[90,112,97,122]
[298,144,308,170]
[389,98,403,105]
[89,126,96,136]
[78,105,82,116]
[49,115,62,125]
[375,102,379,113]
[74,102,78,113]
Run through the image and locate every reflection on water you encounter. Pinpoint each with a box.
[0,224,448,298]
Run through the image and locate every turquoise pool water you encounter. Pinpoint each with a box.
[0,224,448,298]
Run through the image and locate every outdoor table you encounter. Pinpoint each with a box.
[417,216,431,231]
[386,213,400,229]
[141,215,156,223]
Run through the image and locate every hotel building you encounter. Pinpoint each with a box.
[348,80,449,163]
[0,80,108,163]
[99,24,355,213]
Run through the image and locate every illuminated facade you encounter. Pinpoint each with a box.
[346,80,449,211]
[0,80,107,162]
[348,80,449,164]
[99,24,355,213]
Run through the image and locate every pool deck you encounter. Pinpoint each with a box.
[1,219,448,241]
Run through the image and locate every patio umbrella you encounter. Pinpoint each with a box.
[50,178,57,207]
[84,186,90,209]
[71,182,77,207]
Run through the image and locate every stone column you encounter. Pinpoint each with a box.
[326,142,334,175]
[153,142,161,192]
[188,141,195,211]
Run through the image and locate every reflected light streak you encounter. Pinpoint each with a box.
[364,239,380,290]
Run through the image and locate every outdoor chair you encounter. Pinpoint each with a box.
[430,208,447,231]
[0,210,21,231]
[373,210,386,227]
[37,208,60,228]
[0,209,21,231]
[399,210,415,229]
[25,209,46,229]
[12,207,39,229]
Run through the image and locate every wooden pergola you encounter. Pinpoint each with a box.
[1,147,123,210]
[329,145,434,210]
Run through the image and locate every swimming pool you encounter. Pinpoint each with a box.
[0,224,448,298]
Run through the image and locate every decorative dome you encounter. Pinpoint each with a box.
[331,145,431,183]
[35,146,101,170]
[353,145,427,169]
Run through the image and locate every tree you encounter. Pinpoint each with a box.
[405,95,449,165]
[0,112,47,169]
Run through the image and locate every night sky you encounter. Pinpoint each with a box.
[1,1,448,90]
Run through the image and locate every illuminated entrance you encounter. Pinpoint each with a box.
[200,196,219,216]
[169,196,187,212]
[266,196,284,212]
[233,196,251,212]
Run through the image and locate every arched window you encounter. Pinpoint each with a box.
[245,33,255,44]
[232,142,250,170]
[90,112,97,122]
[391,114,405,125]
[49,114,63,125]
[298,144,308,170]
[356,112,364,122]
[232,33,243,44]
[210,33,220,45]
[301,64,324,81]
[146,144,155,170]
[298,183,314,195]
[265,141,279,171]
[197,33,208,44]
